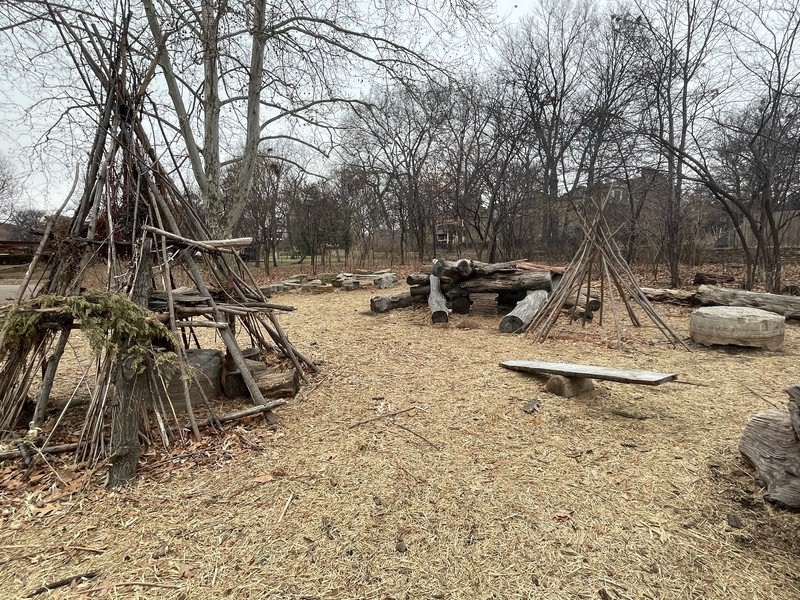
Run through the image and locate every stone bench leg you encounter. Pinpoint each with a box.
[546,375,595,398]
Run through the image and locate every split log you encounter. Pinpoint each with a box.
[696,285,800,319]
[739,385,800,508]
[370,292,427,313]
[500,289,549,333]
[428,275,450,324]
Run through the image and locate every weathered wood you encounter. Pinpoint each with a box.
[194,400,287,428]
[500,289,549,333]
[457,270,552,293]
[0,442,79,461]
[696,285,800,319]
[693,272,735,286]
[740,392,800,508]
[690,306,785,351]
[144,348,224,409]
[500,360,677,385]
[370,292,427,313]
[640,287,699,305]
[432,258,473,280]
[546,375,595,397]
[224,358,299,400]
[428,274,450,324]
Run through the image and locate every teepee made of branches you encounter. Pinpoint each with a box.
[0,16,315,484]
[524,193,689,350]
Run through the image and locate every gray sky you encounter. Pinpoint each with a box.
[0,0,527,214]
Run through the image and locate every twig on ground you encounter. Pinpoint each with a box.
[81,581,180,594]
[348,406,424,429]
[742,384,783,410]
[26,572,100,596]
[395,423,440,450]
[277,492,294,524]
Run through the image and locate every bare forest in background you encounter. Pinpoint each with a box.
[0,0,798,292]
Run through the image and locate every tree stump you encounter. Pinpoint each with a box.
[739,385,800,508]
[690,306,785,350]
[545,375,594,398]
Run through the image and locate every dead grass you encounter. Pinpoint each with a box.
[2,278,800,599]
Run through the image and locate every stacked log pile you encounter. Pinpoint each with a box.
[372,258,563,331]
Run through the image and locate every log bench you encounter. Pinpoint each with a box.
[500,360,677,397]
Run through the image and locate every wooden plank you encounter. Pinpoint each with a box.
[500,360,677,386]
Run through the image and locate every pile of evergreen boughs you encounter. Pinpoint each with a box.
[0,291,177,374]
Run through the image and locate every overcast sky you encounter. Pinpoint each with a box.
[0,1,527,215]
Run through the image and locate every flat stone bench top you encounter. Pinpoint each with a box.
[500,360,677,386]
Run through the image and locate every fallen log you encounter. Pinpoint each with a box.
[739,385,800,508]
[640,287,699,305]
[500,289,549,333]
[370,292,427,313]
[696,285,800,319]
[432,258,473,280]
[429,274,450,324]
[457,270,551,293]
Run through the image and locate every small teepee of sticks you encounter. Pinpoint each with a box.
[0,16,316,485]
[524,192,689,350]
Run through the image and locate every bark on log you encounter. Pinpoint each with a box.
[739,386,800,508]
[696,285,800,319]
[500,289,549,333]
[224,358,299,400]
[640,287,699,305]
[108,239,152,487]
[457,270,551,293]
[429,275,450,324]
[370,292,427,313]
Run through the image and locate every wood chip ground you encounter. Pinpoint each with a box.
[2,277,800,598]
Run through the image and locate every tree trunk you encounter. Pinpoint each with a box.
[108,239,153,487]
[499,289,549,334]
